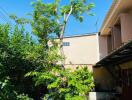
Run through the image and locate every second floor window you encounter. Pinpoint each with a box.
[63,42,70,46]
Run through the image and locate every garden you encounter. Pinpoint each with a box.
[0,0,95,99]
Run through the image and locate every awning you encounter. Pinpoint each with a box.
[95,41,132,67]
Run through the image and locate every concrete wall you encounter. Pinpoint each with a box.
[63,34,99,65]
[112,26,122,49]
[93,67,115,91]
[120,13,132,43]
[99,25,122,59]
[107,34,114,54]
[99,13,132,59]
[120,61,132,69]
[98,36,108,59]
[89,92,115,100]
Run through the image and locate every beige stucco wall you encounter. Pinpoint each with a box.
[63,34,99,65]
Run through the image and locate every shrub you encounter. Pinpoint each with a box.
[26,66,94,100]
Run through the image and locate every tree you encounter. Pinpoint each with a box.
[0,23,47,99]
[30,0,95,66]
[25,1,95,99]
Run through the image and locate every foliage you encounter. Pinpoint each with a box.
[26,67,94,100]
[0,79,32,100]
[26,1,95,99]
[0,78,17,100]
[17,94,33,100]
[0,24,41,99]
[30,0,95,60]
[0,22,61,100]
[31,0,95,37]
[0,0,95,99]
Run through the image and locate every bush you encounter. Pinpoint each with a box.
[0,24,40,99]
[27,66,94,100]
[0,79,32,100]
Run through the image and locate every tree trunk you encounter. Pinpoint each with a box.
[59,25,66,69]
[58,6,73,69]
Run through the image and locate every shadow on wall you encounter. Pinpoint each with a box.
[90,66,118,100]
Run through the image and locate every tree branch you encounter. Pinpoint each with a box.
[64,13,66,21]
[65,5,73,22]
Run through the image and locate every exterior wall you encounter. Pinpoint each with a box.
[107,34,112,54]
[93,67,115,91]
[89,92,115,100]
[98,36,108,59]
[120,61,132,69]
[63,34,99,65]
[99,13,132,59]
[112,26,122,49]
[120,13,132,43]
[99,25,122,59]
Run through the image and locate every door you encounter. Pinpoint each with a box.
[120,69,132,100]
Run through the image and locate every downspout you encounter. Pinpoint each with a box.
[96,33,100,61]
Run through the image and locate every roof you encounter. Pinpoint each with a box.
[100,0,132,36]
[94,41,132,67]
[63,32,97,39]
[100,0,119,35]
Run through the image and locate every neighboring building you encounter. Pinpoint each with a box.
[63,33,99,71]
[94,0,132,99]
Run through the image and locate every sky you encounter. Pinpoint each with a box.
[0,0,112,36]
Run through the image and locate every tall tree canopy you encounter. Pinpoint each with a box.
[31,0,95,65]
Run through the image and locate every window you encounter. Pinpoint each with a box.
[63,42,70,46]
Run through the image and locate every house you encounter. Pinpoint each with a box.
[94,0,132,99]
[62,0,132,99]
[63,33,99,71]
